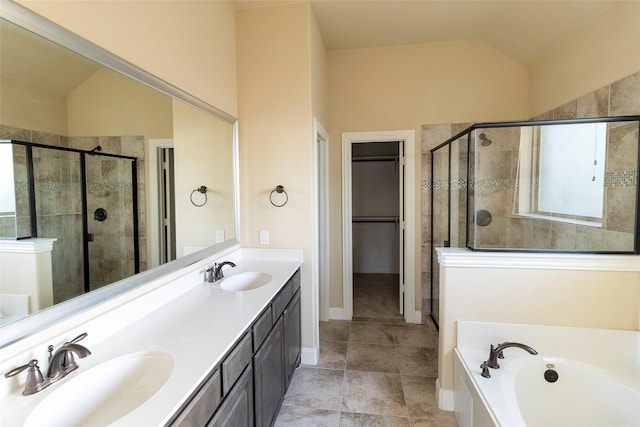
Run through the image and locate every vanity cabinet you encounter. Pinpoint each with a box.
[253,317,284,427]
[283,289,301,388]
[167,268,301,427]
[171,368,222,427]
[209,365,254,427]
[254,270,301,427]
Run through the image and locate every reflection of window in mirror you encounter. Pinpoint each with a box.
[0,144,17,217]
[516,123,607,226]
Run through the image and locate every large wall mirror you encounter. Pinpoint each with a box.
[0,3,239,346]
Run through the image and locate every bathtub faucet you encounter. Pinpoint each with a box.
[481,342,538,377]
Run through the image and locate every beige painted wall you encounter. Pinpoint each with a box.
[236,3,319,350]
[1,75,67,135]
[530,1,640,116]
[438,258,640,394]
[310,8,328,126]
[327,40,530,310]
[173,100,235,256]
[15,0,238,117]
[67,68,172,139]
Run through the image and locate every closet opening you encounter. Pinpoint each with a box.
[351,141,403,320]
[342,129,416,324]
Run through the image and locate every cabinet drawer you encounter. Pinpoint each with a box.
[171,367,221,427]
[253,306,273,351]
[222,332,252,395]
[290,269,300,294]
[271,280,292,322]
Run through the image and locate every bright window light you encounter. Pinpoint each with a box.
[537,123,606,219]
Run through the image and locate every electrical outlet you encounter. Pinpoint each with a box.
[259,230,269,245]
[215,229,224,243]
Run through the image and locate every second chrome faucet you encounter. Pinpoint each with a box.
[206,261,237,282]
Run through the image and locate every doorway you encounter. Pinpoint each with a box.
[314,120,330,323]
[148,139,175,268]
[352,141,402,319]
[342,130,418,323]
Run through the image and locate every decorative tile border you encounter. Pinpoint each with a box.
[423,178,516,191]
[423,173,635,192]
[16,181,142,193]
[604,170,637,187]
[87,182,135,193]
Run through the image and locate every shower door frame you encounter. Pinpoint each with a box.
[6,139,139,294]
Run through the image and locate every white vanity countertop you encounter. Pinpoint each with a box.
[0,247,302,426]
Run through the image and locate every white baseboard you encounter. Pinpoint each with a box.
[329,308,422,323]
[410,310,422,324]
[329,307,345,320]
[301,346,318,366]
[436,377,455,411]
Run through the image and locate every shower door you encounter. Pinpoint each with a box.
[32,146,84,304]
[84,153,138,291]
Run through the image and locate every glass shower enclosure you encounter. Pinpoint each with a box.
[430,116,640,326]
[1,140,139,305]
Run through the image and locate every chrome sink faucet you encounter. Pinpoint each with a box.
[213,261,236,281]
[4,332,91,395]
[46,342,92,381]
[481,342,537,378]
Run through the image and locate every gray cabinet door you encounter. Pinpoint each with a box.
[283,290,301,388]
[170,368,222,427]
[208,365,254,427]
[253,316,284,427]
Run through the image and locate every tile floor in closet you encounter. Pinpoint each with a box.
[275,274,458,426]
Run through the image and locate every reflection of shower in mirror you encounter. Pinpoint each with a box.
[479,133,492,146]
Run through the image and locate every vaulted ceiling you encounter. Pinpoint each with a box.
[234,0,619,65]
[2,1,622,97]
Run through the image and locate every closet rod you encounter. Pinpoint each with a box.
[352,216,399,223]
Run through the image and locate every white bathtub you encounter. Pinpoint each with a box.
[453,321,640,427]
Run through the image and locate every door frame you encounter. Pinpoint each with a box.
[313,119,330,322]
[342,130,418,323]
[148,138,174,268]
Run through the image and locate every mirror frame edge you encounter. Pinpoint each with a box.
[0,1,241,348]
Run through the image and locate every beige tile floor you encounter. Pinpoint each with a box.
[275,274,457,427]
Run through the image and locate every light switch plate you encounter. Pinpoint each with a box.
[259,230,269,245]
[215,229,224,243]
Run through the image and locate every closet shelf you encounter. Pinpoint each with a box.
[352,155,398,162]
[352,216,400,223]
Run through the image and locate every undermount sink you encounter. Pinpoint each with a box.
[220,272,272,291]
[25,351,173,427]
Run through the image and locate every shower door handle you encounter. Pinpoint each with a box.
[86,233,94,243]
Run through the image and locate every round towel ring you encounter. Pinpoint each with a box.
[190,186,208,207]
[270,185,288,207]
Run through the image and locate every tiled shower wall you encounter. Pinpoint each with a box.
[0,125,146,305]
[421,71,640,321]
